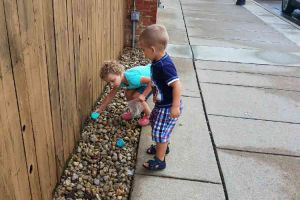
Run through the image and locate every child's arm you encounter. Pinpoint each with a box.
[170,80,181,118]
[138,77,152,101]
[95,86,118,113]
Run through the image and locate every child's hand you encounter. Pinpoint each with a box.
[138,94,146,102]
[170,106,180,118]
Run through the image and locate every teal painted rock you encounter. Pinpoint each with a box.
[91,112,100,121]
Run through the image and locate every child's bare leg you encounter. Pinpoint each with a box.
[155,142,168,161]
[132,90,151,116]
[125,90,136,100]
[126,90,150,117]
[141,100,151,116]
[132,91,140,99]
[122,90,136,120]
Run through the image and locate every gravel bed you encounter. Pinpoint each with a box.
[53,48,150,200]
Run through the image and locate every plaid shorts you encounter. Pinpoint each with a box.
[150,104,183,143]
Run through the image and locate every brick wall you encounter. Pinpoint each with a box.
[125,0,158,47]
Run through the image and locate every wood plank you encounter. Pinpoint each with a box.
[118,0,121,53]
[0,0,32,199]
[32,0,57,190]
[0,117,15,200]
[0,76,19,200]
[116,0,119,57]
[121,0,125,50]
[74,0,85,124]
[0,107,13,200]
[97,0,104,93]
[41,0,65,179]
[94,0,99,99]
[121,0,125,49]
[66,0,80,143]
[94,0,100,103]
[103,0,111,61]
[114,0,118,57]
[110,0,114,58]
[71,0,80,113]
[92,0,97,103]
[117,0,121,55]
[11,0,56,198]
[53,0,75,161]
[118,0,122,55]
[87,0,94,108]
[2,0,44,199]
[0,3,25,200]
[113,0,118,58]
[78,0,91,122]
[73,0,92,136]
[70,0,82,141]
[86,0,92,118]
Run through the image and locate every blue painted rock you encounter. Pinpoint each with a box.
[116,138,125,148]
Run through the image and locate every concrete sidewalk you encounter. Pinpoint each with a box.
[131,0,300,199]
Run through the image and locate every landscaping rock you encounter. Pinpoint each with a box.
[53,48,148,200]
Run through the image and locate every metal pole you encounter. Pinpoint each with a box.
[132,21,136,48]
[131,0,140,48]
[132,0,136,48]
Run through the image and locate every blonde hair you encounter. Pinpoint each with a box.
[100,61,124,79]
[139,24,169,51]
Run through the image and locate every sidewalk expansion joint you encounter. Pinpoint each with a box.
[194,58,300,68]
[190,35,288,45]
[182,94,201,98]
[208,114,300,125]
[191,44,260,51]
[189,26,275,34]
[199,68,300,79]
[200,82,300,93]
[217,147,300,158]
[135,172,222,185]
[179,1,229,199]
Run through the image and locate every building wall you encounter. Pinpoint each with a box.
[125,0,158,46]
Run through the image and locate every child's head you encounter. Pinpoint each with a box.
[139,24,169,60]
[100,61,124,87]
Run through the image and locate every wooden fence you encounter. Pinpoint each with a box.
[0,0,126,199]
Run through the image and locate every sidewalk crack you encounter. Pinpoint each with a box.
[200,82,300,93]
[135,173,222,185]
[179,1,229,199]
[217,147,300,158]
[208,114,300,125]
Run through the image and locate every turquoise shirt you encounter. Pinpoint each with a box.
[120,64,151,90]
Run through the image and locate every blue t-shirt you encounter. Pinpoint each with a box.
[151,54,179,108]
[120,64,151,90]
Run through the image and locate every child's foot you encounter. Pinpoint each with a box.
[143,156,166,170]
[121,112,132,121]
[138,115,150,126]
[146,144,170,155]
